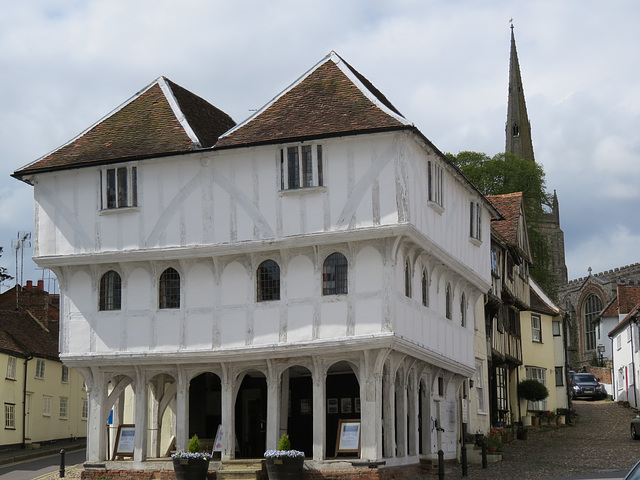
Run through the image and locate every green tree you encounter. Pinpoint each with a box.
[0,247,13,285]
[447,151,556,297]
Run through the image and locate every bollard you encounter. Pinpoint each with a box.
[59,449,66,478]
[438,449,445,480]
[481,441,487,469]
[461,444,468,476]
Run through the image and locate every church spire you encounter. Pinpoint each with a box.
[505,24,535,162]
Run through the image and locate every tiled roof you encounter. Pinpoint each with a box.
[529,278,560,316]
[216,52,410,149]
[618,285,640,314]
[0,309,59,359]
[487,192,524,246]
[601,296,619,317]
[13,77,235,179]
[610,301,640,337]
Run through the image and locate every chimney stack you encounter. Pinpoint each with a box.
[37,280,44,291]
[26,280,32,291]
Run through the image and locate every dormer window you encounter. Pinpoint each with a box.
[280,144,323,190]
[101,165,137,210]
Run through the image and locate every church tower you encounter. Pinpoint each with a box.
[505,24,535,162]
[505,25,568,295]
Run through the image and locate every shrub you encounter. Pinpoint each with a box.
[278,434,291,451]
[187,434,200,453]
[518,379,549,402]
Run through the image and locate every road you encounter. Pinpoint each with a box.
[0,449,85,480]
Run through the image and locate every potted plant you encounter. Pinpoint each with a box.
[172,434,212,480]
[518,379,549,424]
[484,430,504,453]
[264,434,305,480]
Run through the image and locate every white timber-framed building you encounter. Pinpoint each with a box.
[13,52,499,477]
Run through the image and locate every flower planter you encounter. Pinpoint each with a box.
[173,456,210,480]
[266,456,305,480]
[556,415,565,425]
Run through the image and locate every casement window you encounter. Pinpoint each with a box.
[617,335,622,350]
[531,314,542,343]
[583,294,603,351]
[280,144,323,190]
[61,365,69,383]
[552,321,562,337]
[618,368,625,390]
[6,356,16,380]
[476,363,486,413]
[322,252,348,295]
[101,165,137,210]
[427,160,444,209]
[99,270,121,311]
[421,269,429,307]
[159,268,180,309]
[82,399,88,420]
[404,260,412,298]
[4,404,15,429]
[257,260,280,302]
[495,366,507,411]
[469,201,482,241]
[555,367,564,386]
[490,245,500,277]
[35,358,45,379]
[59,397,68,419]
[525,366,547,411]
[445,284,452,320]
[43,396,52,416]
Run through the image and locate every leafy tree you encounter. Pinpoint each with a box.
[446,151,556,297]
[0,247,13,285]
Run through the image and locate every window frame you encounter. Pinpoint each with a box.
[404,260,412,298]
[61,365,69,383]
[159,267,181,309]
[445,284,452,320]
[555,366,564,386]
[100,164,138,211]
[322,252,348,296]
[6,356,16,380]
[257,260,280,302]
[427,160,444,210]
[4,403,15,429]
[280,144,324,191]
[43,395,52,417]
[460,293,467,327]
[59,397,68,420]
[35,358,45,379]
[583,294,603,351]
[99,270,122,311]
[82,399,88,420]
[469,201,482,242]
[421,269,429,307]
[476,363,486,413]
[552,321,562,337]
[531,314,542,343]
[525,366,547,411]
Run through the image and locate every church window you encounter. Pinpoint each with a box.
[583,294,603,351]
[99,270,121,311]
[281,144,323,190]
[257,260,280,301]
[323,252,348,295]
[159,268,180,309]
[101,164,137,210]
[427,160,444,209]
[512,124,519,137]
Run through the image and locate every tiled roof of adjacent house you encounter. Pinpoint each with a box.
[603,285,640,317]
[530,278,560,316]
[0,309,59,360]
[215,52,411,149]
[487,192,524,246]
[13,77,235,179]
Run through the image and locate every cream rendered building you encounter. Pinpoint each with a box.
[13,53,499,477]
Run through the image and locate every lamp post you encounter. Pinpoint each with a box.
[597,344,605,367]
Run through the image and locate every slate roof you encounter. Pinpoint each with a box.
[487,192,524,246]
[13,77,235,180]
[215,51,411,149]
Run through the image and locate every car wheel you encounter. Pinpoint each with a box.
[631,424,639,440]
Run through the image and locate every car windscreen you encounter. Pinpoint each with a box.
[574,374,596,383]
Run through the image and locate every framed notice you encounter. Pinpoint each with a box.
[340,397,352,414]
[327,398,338,414]
[112,424,135,459]
[334,419,361,456]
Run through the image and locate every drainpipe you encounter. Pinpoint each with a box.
[22,355,32,449]
[631,320,638,408]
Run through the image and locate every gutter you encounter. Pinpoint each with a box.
[22,355,32,449]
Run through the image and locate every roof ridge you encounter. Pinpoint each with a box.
[158,77,201,147]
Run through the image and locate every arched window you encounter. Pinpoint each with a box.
[445,284,452,320]
[421,269,429,307]
[159,267,180,309]
[257,260,280,301]
[323,252,348,295]
[583,294,603,351]
[99,270,121,311]
[405,260,412,298]
[460,293,467,327]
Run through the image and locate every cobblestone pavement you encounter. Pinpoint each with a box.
[453,400,640,480]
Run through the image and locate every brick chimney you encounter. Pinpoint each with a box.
[26,280,33,291]
[37,280,44,291]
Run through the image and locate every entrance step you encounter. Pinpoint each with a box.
[217,459,264,480]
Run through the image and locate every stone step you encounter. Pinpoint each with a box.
[220,459,264,470]
[217,459,264,480]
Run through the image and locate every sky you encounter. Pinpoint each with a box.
[1,0,639,291]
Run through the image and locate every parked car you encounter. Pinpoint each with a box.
[570,372,607,400]
[631,416,640,440]
[625,459,640,480]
